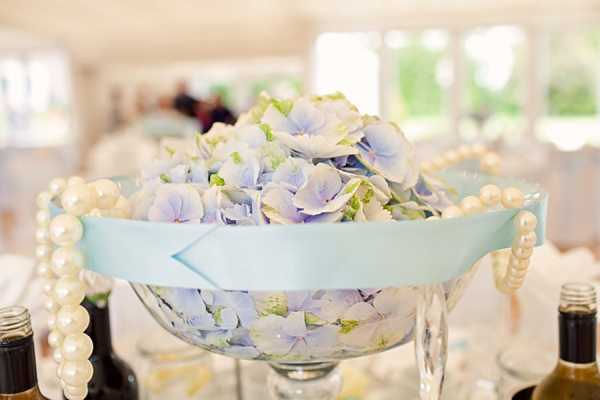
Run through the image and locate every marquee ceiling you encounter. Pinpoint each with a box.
[0,0,598,65]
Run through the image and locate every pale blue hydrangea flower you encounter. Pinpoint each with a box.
[250,311,340,359]
[129,177,163,221]
[284,291,333,323]
[236,125,268,148]
[219,149,262,189]
[262,188,343,225]
[164,164,189,184]
[312,95,363,135]
[271,158,314,193]
[249,291,287,317]
[321,290,363,321]
[210,291,258,329]
[339,287,417,350]
[355,121,413,184]
[141,159,172,181]
[261,98,356,159]
[292,164,362,215]
[159,288,216,330]
[223,203,255,226]
[148,184,204,224]
[201,186,226,225]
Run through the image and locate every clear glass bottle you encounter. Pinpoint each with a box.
[0,306,48,400]
[532,282,600,399]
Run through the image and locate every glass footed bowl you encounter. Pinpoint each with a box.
[130,265,477,363]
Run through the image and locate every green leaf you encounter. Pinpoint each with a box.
[270,154,286,171]
[259,123,275,141]
[274,99,295,117]
[349,195,361,210]
[164,146,175,156]
[159,173,169,183]
[231,151,243,165]
[210,174,225,187]
[363,189,374,204]
[340,319,360,334]
[344,209,357,221]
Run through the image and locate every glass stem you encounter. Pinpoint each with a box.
[267,362,343,400]
[415,282,449,400]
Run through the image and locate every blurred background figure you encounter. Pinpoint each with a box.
[207,93,236,129]
[173,81,198,118]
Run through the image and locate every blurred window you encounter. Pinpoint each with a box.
[537,27,600,151]
[314,32,380,116]
[0,50,73,147]
[386,29,452,141]
[461,25,527,142]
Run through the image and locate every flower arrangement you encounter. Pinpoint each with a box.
[124,92,465,361]
[129,92,455,226]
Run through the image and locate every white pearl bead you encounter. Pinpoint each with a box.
[44,297,61,314]
[49,214,84,246]
[432,156,446,169]
[442,206,463,219]
[62,183,97,216]
[60,379,67,390]
[478,184,502,207]
[35,244,54,261]
[35,227,52,244]
[501,187,524,209]
[62,360,94,387]
[67,176,86,187]
[48,330,65,349]
[46,313,57,331]
[51,246,84,277]
[460,196,483,215]
[472,143,486,156]
[99,196,130,219]
[65,391,87,400]
[49,178,68,196]
[420,162,433,173]
[457,144,474,159]
[90,179,120,210]
[444,150,459,164]
[514,211,537,232]
[42,278,56,295]
[511,244,533,260]
[36,209,52,227]
[480,152,502,173]
[54,276,86,306]
[56,305,90,335]
[56,361,64,379]
[66,385,88,398]
[53,347,64,364]
[37,261,54,279]
[84,208,102,217]
[426,216,441,221]
[62,333,94,362]
[507,267,528,279]
[508,255,530,270]
[37,191,53,210]
[514,231,537,248]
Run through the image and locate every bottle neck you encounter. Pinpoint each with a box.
[0,334,38,394]
[84,301,114,355]
[559,310,596,364]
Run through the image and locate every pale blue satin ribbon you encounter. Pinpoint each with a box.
[52,170,547,291]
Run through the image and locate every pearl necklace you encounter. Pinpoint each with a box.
[36,177,127,399]
[421,143,537,294]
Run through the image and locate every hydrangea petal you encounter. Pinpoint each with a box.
[305,325,340,357]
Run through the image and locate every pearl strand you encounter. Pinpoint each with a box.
[37,177,125,399]
[420,143,502,174]
[427,184,537,294]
